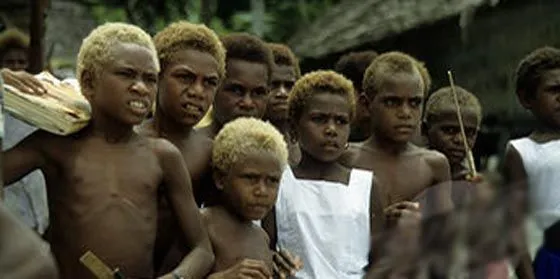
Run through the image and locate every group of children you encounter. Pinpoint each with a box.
[0,18,559,279]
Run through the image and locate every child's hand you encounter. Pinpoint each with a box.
[465,173,484,184]
[384,201,421,228]
[208,259,272,279]
[1,69,46,95]
[272,248,303,278]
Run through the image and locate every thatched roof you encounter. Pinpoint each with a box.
[288,0,497,59]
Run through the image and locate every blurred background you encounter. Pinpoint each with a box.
[1,0,559,169]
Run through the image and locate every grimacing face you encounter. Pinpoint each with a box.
[158,48,220,126]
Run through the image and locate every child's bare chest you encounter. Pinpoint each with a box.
[47,140,163,215]
[361,156,433,203]
[213,226,272,271]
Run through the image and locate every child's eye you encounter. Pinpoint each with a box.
[117,70,135,78]
[177,73,195,84]
[383,98,399,107]
[311,115,327,123]
[271,81,281,90]
[442,126,459,135]
[410,98,423,108]
[228,85,244,95]
[266,176,280,185]
[252,88,268,97]
[204,78,219,88]
[285,82,295,91]
[335,116,349,125]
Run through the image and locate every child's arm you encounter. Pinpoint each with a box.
[428,152,454,213]
[1,68,46,95]
[503,144,534,279]
[262,208,303,277]
[156,140,214,279]
[0,203,58,279]
[370,176,386,235]
[3,131,47,186]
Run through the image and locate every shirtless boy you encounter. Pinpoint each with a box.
[2,23,213,279]
[197,33,274,140]
[137,21,225,204]
[264,42,301,165]
[205,117,289,279]
[135,21,225,274]
[341,51,453,219]
[424,86,483,204]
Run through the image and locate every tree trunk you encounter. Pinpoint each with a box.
[28,0,48,74]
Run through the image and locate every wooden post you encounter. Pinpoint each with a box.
[28,0,48,74]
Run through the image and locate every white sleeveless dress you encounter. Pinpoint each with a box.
[510,138,560,258]
[275,167,373,279]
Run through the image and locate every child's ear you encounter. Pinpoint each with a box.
[359,92,373,111]
[516,90,533,110]
[212,169,226,191]
[288,120,298,144]
[80,70,95,99]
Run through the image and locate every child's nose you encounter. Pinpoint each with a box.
[131,80,150,95]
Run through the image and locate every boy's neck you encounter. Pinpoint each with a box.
[531,123,560,142]
[296,152,343,179]
[366,132,412,155]
[216,204,253,225]
[89,116,135,143]
[154,109,193,139]
[208,120,224,139]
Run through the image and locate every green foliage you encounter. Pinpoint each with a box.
[77,0,340,41]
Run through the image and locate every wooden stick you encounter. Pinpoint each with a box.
[447,71,477,178]
[80,251,124,279]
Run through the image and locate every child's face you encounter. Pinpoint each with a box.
[369,72,424,143]
[265,65,296,122]
[296,93,352,162]
[86,42,158,125]
[158,49,220,126]
[529,68,560,129]
[426,109,479,166]
[214,59,269,125]
[1,48,28,71]
[218,151,283,221]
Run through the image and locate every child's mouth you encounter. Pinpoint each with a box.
[128,100,149,114]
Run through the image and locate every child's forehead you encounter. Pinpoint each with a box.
[304,92,350,108]
[107,42,158,69]
[540,68,560,85]
[166,49,219,73]
[271,64,296,81]
[427,108,480,126]
[377,72,423,95]
[232,151,283,169]
[224,59,268,86]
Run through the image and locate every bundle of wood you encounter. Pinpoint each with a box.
[3,71,91,135]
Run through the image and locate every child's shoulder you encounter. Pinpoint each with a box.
[408,144,449,168]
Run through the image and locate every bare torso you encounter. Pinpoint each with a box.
[136,121,214,274]
[342,142,451,209]
[35,131,166,279]
[202,206,273,273]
